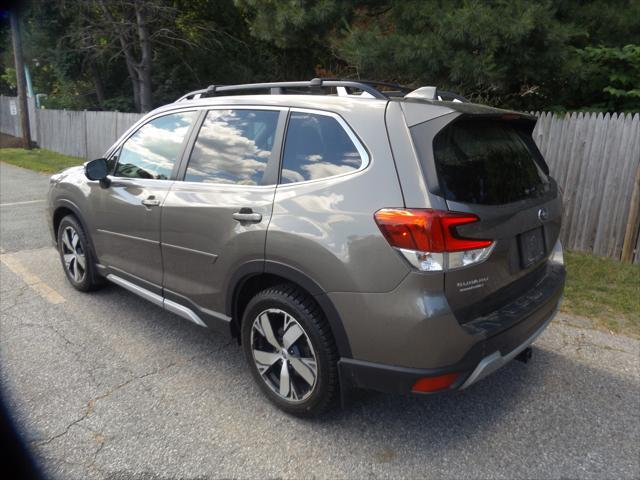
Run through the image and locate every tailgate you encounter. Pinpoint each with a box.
[410,114,562,324]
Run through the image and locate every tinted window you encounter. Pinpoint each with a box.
[429,119,549,205]
[185,109,279,185]
[115,111,196,180]
[281,112,363,184]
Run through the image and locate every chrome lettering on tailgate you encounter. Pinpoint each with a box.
[457,276,489,292]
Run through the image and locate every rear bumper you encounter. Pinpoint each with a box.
[338,263,564,395]
[339,299,559,395]
[459,301,557,389]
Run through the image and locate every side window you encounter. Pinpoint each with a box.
[280,112,364,184]
[114,111,197,180]
[184,109,279,185]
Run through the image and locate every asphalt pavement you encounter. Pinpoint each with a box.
[1,161,639,479]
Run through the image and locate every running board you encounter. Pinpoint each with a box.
[106,274,207,328]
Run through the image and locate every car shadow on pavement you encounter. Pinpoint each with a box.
[315,348,638,455]
[89,283,638,465]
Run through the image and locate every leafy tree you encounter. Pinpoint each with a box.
[2,0,639,112]
[577,45,640,111]
[235,0,349,48]
[333,0,583,110]
[236,0,640,112]
[234,0,351,79]
[58,0,222,112]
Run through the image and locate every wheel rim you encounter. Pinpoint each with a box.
[61,226,86,283]
[250,308,318,402]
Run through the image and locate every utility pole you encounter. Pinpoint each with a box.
[10,9,32,149]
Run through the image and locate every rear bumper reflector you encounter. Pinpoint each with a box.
[411,373,460,393]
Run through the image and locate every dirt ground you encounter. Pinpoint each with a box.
[0,132,26,148]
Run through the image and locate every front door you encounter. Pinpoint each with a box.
[91,110,198,289]
[161,107,285,320]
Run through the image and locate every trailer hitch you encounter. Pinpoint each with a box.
[515,346,533,364]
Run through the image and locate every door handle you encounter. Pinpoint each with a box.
[141,197,161,207]
[232,208,262,223]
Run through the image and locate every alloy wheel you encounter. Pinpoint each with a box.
[250,308,318,402]
[61,226,86,283]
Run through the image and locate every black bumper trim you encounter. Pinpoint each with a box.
[339,266,564,396]
[338,357,469,396]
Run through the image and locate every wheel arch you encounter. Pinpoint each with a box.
[52,200,99,260]
[53,205,76,243]
[227,261,352,358]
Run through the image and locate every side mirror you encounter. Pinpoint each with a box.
[85,158,110,187]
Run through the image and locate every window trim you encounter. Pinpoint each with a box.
[277,107,371,187]
[176,106,288,187]
[107,109,200,182]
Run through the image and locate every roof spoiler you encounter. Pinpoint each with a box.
[405,86,468,103]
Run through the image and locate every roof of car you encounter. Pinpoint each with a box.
[147,78,534,123]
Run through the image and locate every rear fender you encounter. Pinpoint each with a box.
[226,260,353,358]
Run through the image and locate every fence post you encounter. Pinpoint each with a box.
[35,100,40,148]
[621,163,640,263]
[114,111,118,146]
[83,109,88,159]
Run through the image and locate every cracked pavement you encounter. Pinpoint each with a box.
[1,162,639,479]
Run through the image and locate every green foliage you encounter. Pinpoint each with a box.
[576,45,640,111]
[229,0,640,112]
[1,67,16,90]
[101,96,136,113]
[2,0,639,112]
[336,0,580,109]
[235,0,349,48]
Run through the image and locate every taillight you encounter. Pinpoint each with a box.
[374,208,494,271]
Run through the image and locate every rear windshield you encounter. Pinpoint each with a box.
[426,119,549,205]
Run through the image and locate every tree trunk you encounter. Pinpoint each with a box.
[135,0,153,112]
[126,59,142,112]
[99,0,141,112]
[89,60,106,107]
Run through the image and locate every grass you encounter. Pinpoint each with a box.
[562,250,640,337]
[0,148,82,174]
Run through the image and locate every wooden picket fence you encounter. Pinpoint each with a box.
[531,112,640,263]
[36,109,142,160]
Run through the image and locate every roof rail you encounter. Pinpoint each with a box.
[176,78,399,101]
[175,78,467,103]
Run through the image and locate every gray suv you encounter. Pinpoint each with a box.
[48,79,565,416]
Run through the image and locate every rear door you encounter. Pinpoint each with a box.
[160,107,286,322]
[410,115,562,323]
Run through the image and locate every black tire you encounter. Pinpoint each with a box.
[57,215,104,292]
[241,284,339,417]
